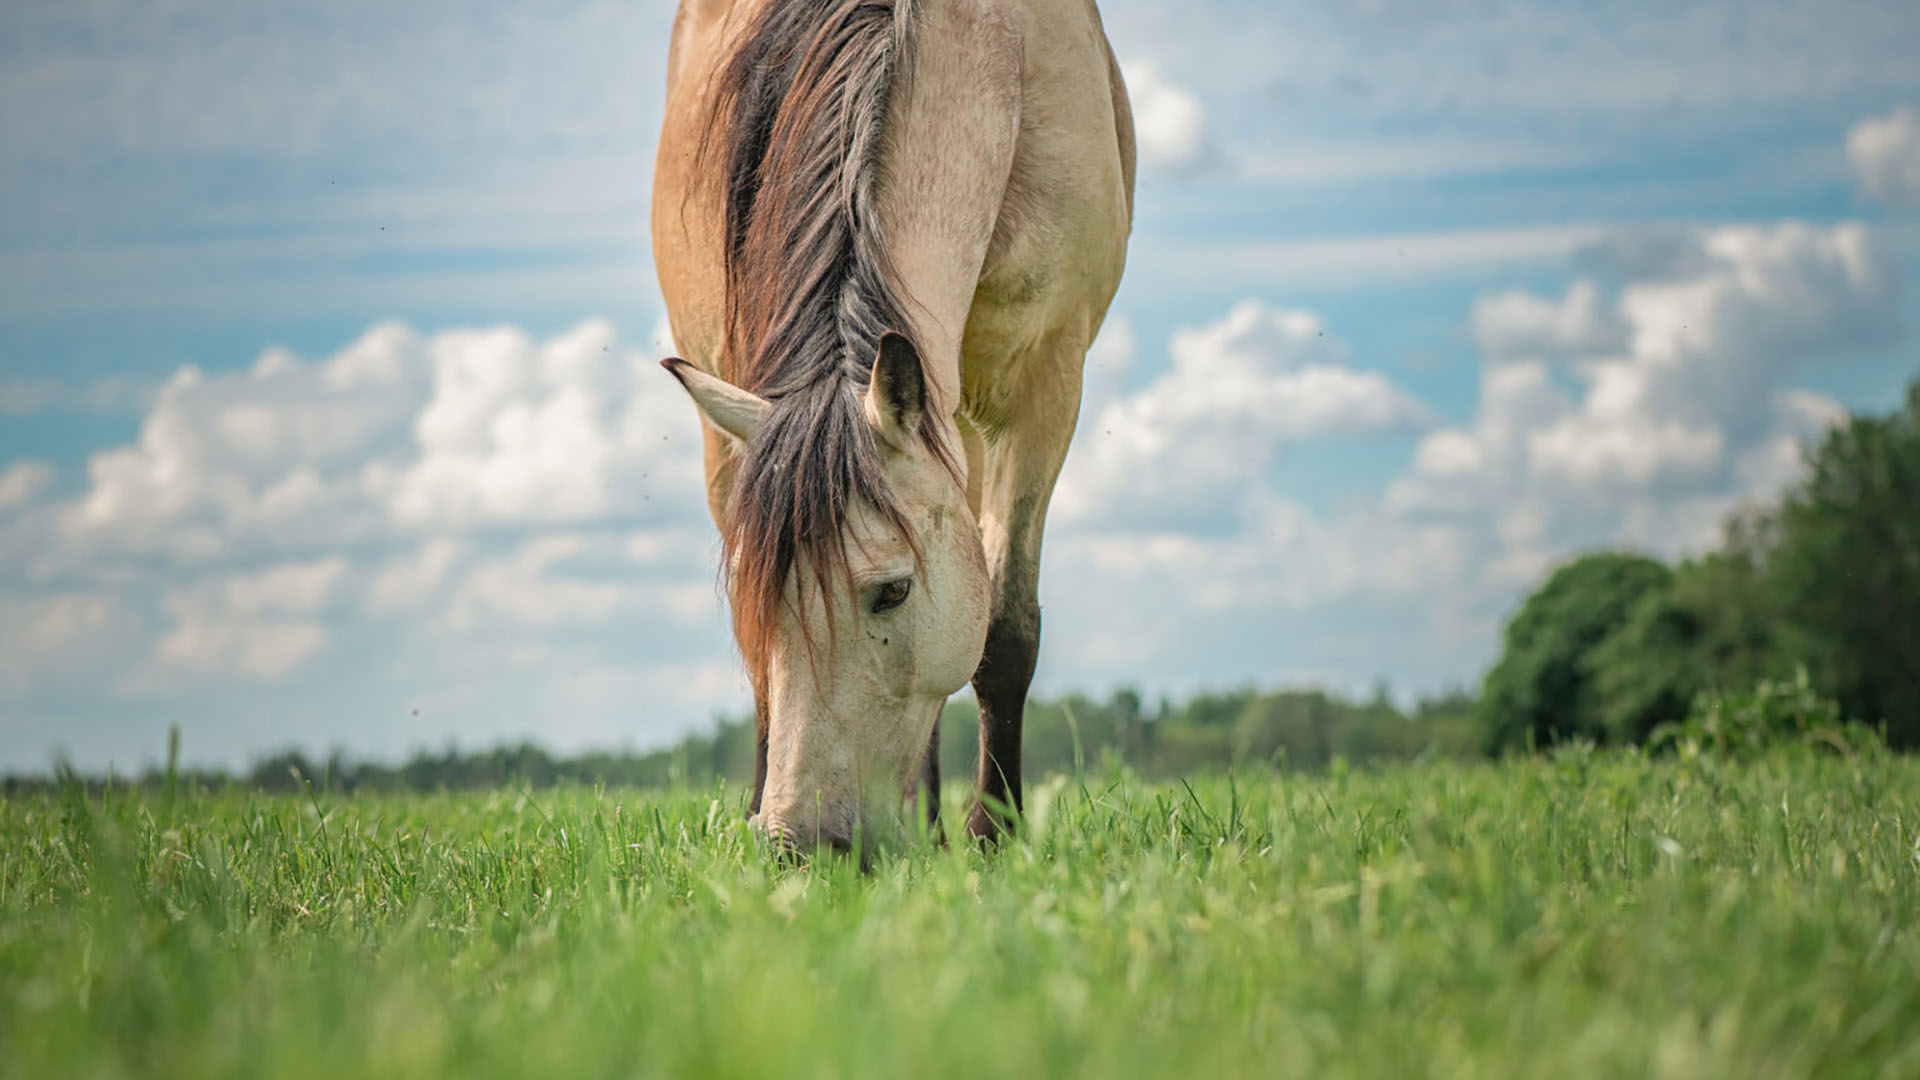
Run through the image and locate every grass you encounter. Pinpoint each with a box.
[3,749,1918,1079]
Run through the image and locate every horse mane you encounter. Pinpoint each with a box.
[698,0,947,693]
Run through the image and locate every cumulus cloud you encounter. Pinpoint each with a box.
[0,319,721,712]
[367,538,464,617]
[1525,222,1895,489]
[1529,414,1725,489]
[154,603,330,682]
[223,557,351,615]
[0,594,120,693]
[64,322,431,561]
[1120,59,1215,173]
[0,317,747,768]
[442,536,631,631]
[1387,361,1574,520]
[1472,280,1627,362]
[1573,225,1720,282]
[376,319,694,528]
[0,463,53,512]
[41,319,705,571]
[437,533,714,641]
[1056,300,1430,531]
[1043,218,1895,690]
[1848,105,1920,207]
[1398,220,1890,550]
[0,211,1904,764]
[0,375,158,417]
[149,558,351,680]
[1065,218,1882,632]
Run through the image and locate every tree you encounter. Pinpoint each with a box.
[1765,379,1920,745]
[1479,552,1674,752]
[1588,547,1792,744]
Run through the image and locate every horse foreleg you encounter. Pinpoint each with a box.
[749,692,769,816]
[968,546,1042,842]
[965,335,1084,842]
[911,714,945,842]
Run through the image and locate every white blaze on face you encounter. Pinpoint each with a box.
[755,444,989,851]
[664,338,992,854]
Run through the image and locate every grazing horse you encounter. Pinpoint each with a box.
[653,0,1133,850]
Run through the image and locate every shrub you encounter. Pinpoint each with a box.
[1648,669,1885,759]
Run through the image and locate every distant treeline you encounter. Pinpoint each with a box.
[1,686,1480,797]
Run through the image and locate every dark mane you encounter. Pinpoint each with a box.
[699,0,945,691]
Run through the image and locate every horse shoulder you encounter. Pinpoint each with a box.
[962,0,1132,385]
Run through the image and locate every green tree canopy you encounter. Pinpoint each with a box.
[1589,545,1793,744]
[1479,378,1920,752]
[1766,380,1920,745]
[1479,552,1673,752]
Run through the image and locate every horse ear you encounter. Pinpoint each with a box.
[661,358,769,442]
[864,332,925,449]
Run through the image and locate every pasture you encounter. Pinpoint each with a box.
[4,751,1917,1079]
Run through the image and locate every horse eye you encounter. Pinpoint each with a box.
[871,578,912,614]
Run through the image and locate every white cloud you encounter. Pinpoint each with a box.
[0,316,723,736]
[368,538,464,616]
[375,319,696,528]
[63,321,430,561]
[1622,224,1897,376]
[1044,218,1890,693]
[1472,280,1627,362]
[1848,105,1920,207]
[0,375,157,416]
[223,557,350,615]
[0,594,118,693]
[1381,222,1898,519]
[439,535,713,633]
[154,605,329,682]
[1387,360,1574,518]
[1398,220,1887,543]
[1526,222,1896,491]
[1529,414,1725,488]
[0,463,53,511]
[1056,300,1429,531]
[38,318,705,571]
[442,536,630,631]
[1120,59,1214,173]
[0,221,1903,765]
[147,558,352,681]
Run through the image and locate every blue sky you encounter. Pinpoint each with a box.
[3,0,1919,771]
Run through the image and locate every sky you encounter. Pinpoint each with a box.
[3,0,1920,772]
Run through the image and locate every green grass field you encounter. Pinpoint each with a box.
[4,750,1918,1079]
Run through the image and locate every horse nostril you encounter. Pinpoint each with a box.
[755,817,863,868]
[820,831,875,874]
[752,816,804,866]
[767,830,809,868]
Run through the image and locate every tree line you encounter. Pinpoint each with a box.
[1,685,1481,798]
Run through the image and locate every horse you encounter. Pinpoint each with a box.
[652,0,1134,852]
